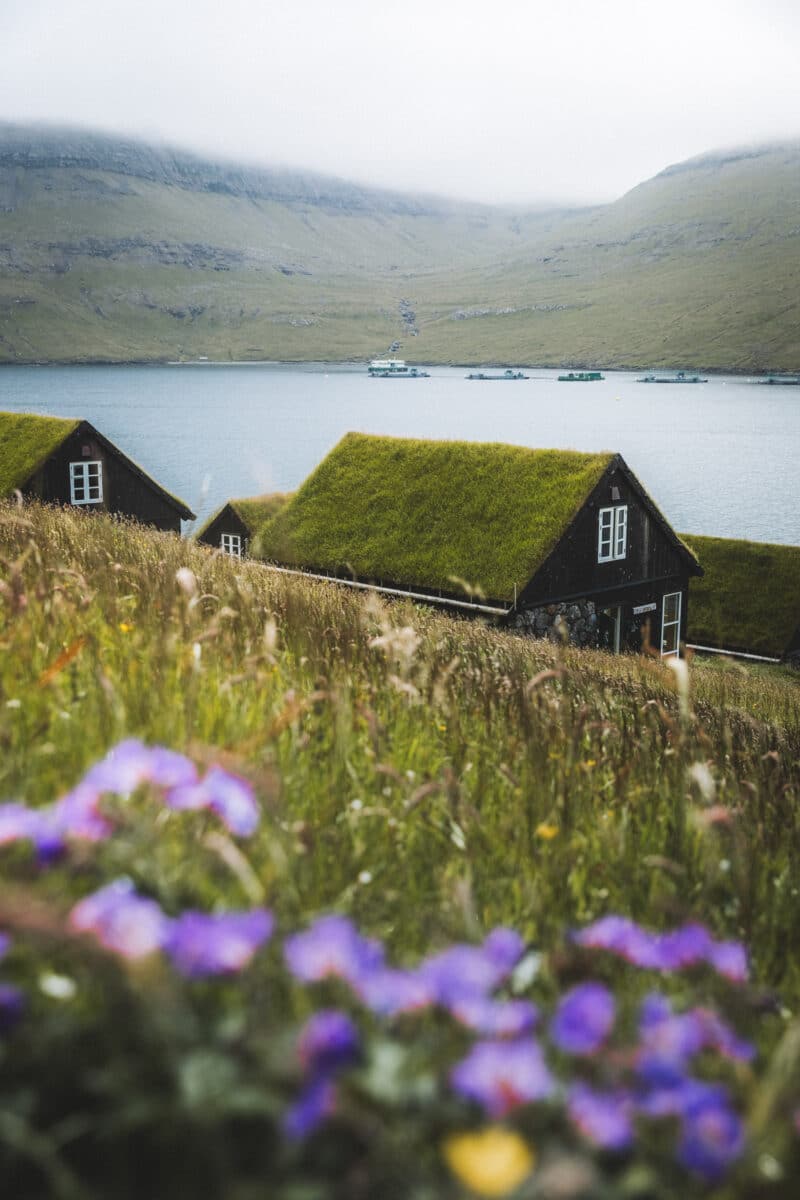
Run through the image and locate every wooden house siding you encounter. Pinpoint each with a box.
[513,458,696,654]
[520,460,690,606]
[197,505,250,553]
[21,423,191,533]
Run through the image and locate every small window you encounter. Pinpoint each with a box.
[598,505,627,562]
[661,591,682,657]
[69,461,103,505]
[221,533,242,558]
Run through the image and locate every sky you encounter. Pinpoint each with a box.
[2,0,800,206]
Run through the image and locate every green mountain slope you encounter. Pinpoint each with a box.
[1,125,799,369]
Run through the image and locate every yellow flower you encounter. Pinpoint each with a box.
[118,622,133,633]
[535,822,559,840]
[443,1127,535,1197]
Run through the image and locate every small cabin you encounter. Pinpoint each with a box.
[256,433,702,657]
[196,493,291,558]
[681,533,800,663]
[0,412,194,532]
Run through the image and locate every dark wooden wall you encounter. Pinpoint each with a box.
[25,426,184,533]
[197,505,249,551]
[522,463,689,607]
[518,462,693,653]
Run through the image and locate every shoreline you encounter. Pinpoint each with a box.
[0,357,794,377]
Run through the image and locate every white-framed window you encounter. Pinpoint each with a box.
[220,533,242,557]
[69,461,103,505]
[661,591,682,657]
[598,505,628,562]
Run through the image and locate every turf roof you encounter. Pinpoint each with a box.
[683,533,800,658]
[0,412,80,495]
[196,493,291,540]
[259,433,615,602]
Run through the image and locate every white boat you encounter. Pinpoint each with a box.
[368,359,430,378]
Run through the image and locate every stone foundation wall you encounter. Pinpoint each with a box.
[511,599,598,648]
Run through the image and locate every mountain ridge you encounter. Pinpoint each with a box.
[0,121,549,216]
[1,123,799,370]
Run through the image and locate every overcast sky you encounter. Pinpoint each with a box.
[2,0,800,205]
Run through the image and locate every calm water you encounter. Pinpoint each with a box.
[1,363,798,543]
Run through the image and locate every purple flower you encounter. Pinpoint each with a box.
[0,933,9,961]
[573,916,749,983]
[656,923,713,971]
[201,767,259,836]
[637,1074,711,1119]
[708,940,748,984]
[166,766,259,836]
[572,915,660,968]
[69,879,168,959]
[283,1076,337,1139]
[450,1038,554,1117]
[677,1087,745,1181]
[637,994,705,1081]
[483,927,526,972]
[146,747,199,789]
[0,802,64,860]
[297,1010,360,1075]
[0,802,42,846]
[0,788,112,863]
[51,786,112,843]
[356,967,433,1017]
[551,982,615,1055]
[449,996,539,1039]
[637,994,754,1080]
[284,915,384,985]
[163,909,273,977]
[418,929,523,1007]
[83,739,160,793]
[568,1083,634,1150]
[84,740,199,794]
[636,1074,738,1143]
[698,1009,755,1063]
[0,983,25,1035]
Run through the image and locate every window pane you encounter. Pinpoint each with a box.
[662,623,679,655]
[598,509,613,560]
[614,507,627,558]
[70,461,102,504]
[664,592,680,623]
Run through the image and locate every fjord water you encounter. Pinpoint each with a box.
[1,363,798,544]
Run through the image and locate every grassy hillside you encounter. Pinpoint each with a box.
[684,533,800,658]
[0,502,799,1196]
[2,126,800,369]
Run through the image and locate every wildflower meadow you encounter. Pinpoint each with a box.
[0,500,799,1199]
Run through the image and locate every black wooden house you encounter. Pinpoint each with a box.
[256,433,702,657]
[0,412,194,532]
[196,493,290,558]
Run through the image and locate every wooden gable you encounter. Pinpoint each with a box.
[197,503,250,551]
[519,455,700,607]
[22,420,194,533]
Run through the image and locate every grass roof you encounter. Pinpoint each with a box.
[0,412,80,495]
[232,493,291,533]
[258,433,614,602]
[196,492,291,540]
[683,533,800,658]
